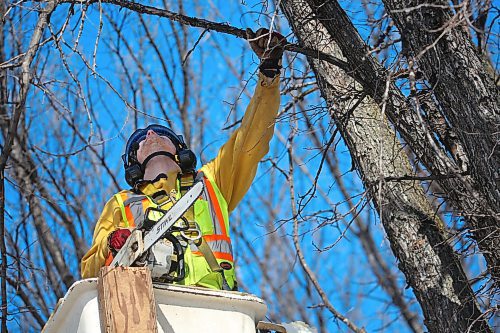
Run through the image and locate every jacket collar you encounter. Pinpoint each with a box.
[137,172,179,204]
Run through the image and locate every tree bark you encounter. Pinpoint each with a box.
[304,0,499,285]
[280,1,492,332]
[0,0,8,329]
[380,0,500,271]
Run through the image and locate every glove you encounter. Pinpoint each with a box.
[108,229,132,253]
[246,28,287,78]
[246,28,287,60]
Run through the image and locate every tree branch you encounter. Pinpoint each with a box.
[0,1,58,331]
[62,0,351,71]
[287,134,367,333]
[382,173,468,182]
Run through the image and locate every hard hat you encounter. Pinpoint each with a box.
[122,124,197,187]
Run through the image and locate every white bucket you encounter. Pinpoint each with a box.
[43,279,267,333]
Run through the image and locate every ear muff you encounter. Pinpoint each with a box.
[177,149,197,172]
[124,164,143,187]
[122,124,197,187]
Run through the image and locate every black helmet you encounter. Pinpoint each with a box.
[122,124,197,187]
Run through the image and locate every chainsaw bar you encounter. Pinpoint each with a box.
[111,181,204,267]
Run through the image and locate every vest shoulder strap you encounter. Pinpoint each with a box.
[114,192,129,228]
[114,191,147,228]
[203,177,228,236]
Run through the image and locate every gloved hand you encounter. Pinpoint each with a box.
[108,229,132,254]
[246,28,287,78]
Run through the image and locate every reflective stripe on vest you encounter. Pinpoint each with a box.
[204,178,227,235]
[114,192,149,228]
[190,236,234,262]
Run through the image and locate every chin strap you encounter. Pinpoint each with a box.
[140,151,178,172]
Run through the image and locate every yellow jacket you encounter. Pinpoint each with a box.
[81,73,280,278]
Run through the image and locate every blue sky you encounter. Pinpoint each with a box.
[4,0,498,332]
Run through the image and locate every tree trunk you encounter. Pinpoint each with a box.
[10,138,76,291]
[304,0,499,285]
[380,0,500,272]
[280,1,492,332]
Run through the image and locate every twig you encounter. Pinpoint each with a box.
[0,1,60,331]
[0,0,59,170]
[62,0,351,71]
[93,1,104,73]
[182,28,208,66]
[286,132,367,333]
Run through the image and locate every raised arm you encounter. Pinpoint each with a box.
[201,74,280,212]
[201,29,285,212]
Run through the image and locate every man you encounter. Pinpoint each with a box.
[81,28,286,290]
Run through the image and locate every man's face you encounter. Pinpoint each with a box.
[136,130,177,164]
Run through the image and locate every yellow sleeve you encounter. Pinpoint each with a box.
[201,73,280,212]
[80,197,122,278]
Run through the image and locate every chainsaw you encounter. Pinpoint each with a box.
[110,181,204,282]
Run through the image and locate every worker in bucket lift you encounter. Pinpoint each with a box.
[81,28,286,291]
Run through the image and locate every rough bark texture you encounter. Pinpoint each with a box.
[280,1,492,332]
[305,0,499,285]
[380,0,500,278]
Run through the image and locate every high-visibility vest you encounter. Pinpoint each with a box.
[110,175,236,290]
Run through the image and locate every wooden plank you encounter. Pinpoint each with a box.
[98,266,158,333]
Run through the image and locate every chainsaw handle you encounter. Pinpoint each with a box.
[161,233,186,282]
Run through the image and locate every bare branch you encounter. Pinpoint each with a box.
[62,0,351,71]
